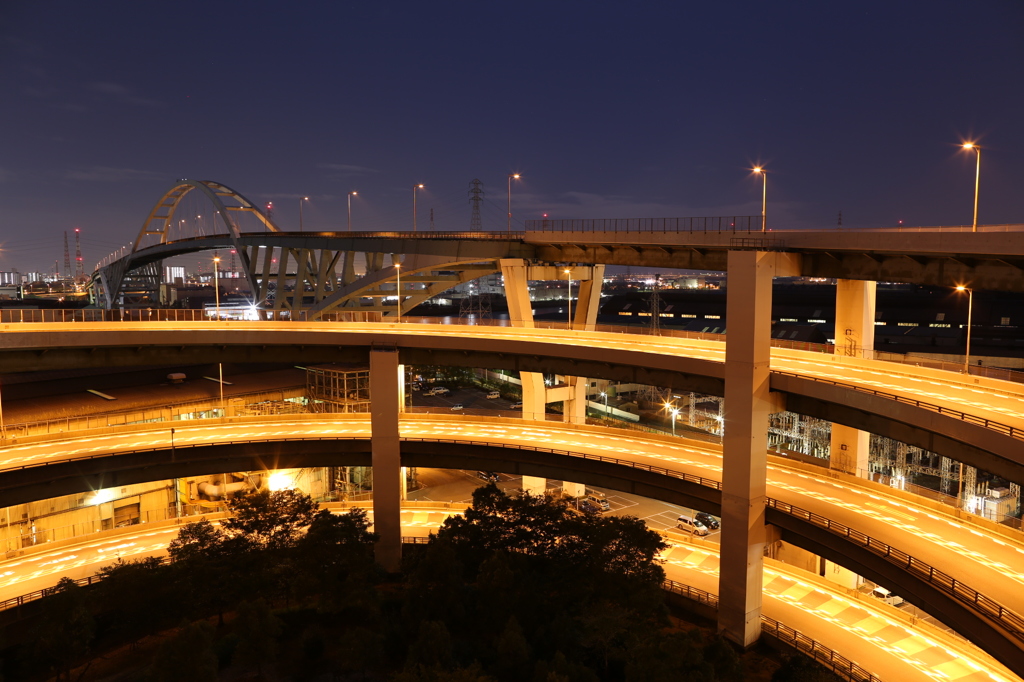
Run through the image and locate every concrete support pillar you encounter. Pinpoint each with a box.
[829,280,876,476]
[522,476,547,496]
[570,265,605,331]
[563,481,585,497]
[370,346,402,573]
[720,250,798,648]
[499,259,535,329]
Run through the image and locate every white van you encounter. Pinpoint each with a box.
[585,491,610,511]
[676,515,709,536]
[871,586,904,607]
[486,390,501,399]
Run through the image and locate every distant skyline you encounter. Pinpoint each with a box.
[2,1,1023,274]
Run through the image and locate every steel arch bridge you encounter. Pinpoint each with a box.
[92,179,532,318]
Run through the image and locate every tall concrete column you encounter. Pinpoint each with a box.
[501,259,546,495]
[830,280,876,476]
[370,346,402,573]
[720,249,799,647]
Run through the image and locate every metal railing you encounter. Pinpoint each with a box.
[760,615,882,682]
[660,580,881,682]
[524,216,758,232]
[774,370,1024,441]
[766,497,1024,642]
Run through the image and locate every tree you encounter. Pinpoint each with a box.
[150,621,218,681]
[167,516,227,563]
[222,488,319,550]
[33,577,95,682]
[95,556,175,644]
[232,598,282,675]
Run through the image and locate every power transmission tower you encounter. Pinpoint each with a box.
[63,232,71,279]
[468,179,484,231]
[74,228,84,280]
[459,279,492,322]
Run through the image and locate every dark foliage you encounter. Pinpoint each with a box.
[19,486,795,681]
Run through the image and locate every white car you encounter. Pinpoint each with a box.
[486,391,501,399]
[450,403,464,411]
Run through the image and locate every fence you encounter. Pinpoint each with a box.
[524,216,758,232]
[766,497,1024,642]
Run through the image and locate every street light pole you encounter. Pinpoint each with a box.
[395,261,402,322]
[299,196,309,232]
[671,408,680,437]
[564,268,572,329]
[213,255,221,320]
[753,167,767,232]
[507,173,521,235]
[963,143,981,232]
[413,184,424,232]
[347,191,357,230]
[956,285,974,374]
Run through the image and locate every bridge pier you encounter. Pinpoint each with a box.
[829,279,876,476]
[370,345,403,573]
[720,249,800,647]
[500,260,605,496]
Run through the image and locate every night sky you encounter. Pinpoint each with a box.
[1,1,1022,275]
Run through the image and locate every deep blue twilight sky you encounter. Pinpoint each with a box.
[1,1,1022,274]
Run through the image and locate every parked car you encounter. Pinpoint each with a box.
[695,511,719,530]
[486,390,501,399]
[510,402,523,410]
[676,515,710,536]
[450,403,464,411]
[477,471,499,483]
[585,492,610,511]
[433,387,450,395]
[579,500,601,514]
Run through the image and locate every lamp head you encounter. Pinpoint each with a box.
[753,166,764,174]
[213,256,220,263]
[511,173,521,179]
[963,142,976,150]
[416,184,424,189]
[351,191,357,196]
[956,285,967,292]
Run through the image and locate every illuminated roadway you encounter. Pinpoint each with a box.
[2,321,1023,479]
[0,500,1016,682]
[3,415,1023,620]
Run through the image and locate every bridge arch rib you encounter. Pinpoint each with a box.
[97,179,280,308]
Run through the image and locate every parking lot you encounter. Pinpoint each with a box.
[409,384,520,415]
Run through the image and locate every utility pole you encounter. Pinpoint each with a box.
[468,179,484,231]
[63,232,71,279]
[74,228,84,281]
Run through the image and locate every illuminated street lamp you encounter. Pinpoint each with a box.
[213,254,224,411]
[564,268,572,329]
[955,285,974,374]
[601,391,608,411]
[671,408,680,437]
[507,173,521,235]
[753,167,767,232]
[962,143,981,232]
[347,191,358,230]
[299,196,309,232]
[395,260,402,322]
[413,184,424,232]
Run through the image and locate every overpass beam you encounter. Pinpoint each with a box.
[720,249,799,647]
[830,280,877,476]
[370,346,403,573]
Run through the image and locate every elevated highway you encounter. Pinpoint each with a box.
[2,321,1022,484]
[0,507,1014,682]
[2,414,1024,674]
